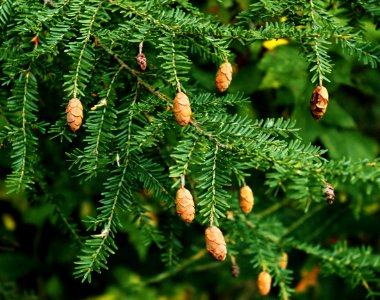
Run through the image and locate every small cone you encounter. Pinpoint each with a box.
[136,53,147,71]
[173,92,192,126]
[239,185,254,214]
[257,270,272,295]
[66,97,83,132]
[324,182,335,205]
[278,252,288,269]
[310,86,329,120]
[205,226,227,261]
[175,187,195,222]
[215,62,233,92]
[231,262,240,278]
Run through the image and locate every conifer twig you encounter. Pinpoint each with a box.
[55,205,84,247]
[101,41,234,153]
[100,43,172,106]
[190,120,231,150]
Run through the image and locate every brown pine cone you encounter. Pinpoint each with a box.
[66,98,83,132]
[136,53,147,71]
[173,92,192,126]
[257,270,272,295]
[325,182,335,205]
[239,185,254,214]
[231,262,240,278]
[278,252,288,269]
[205,226,227,261]
[175,187,195,222]
[310,86,329,120]
[215,62,232,92]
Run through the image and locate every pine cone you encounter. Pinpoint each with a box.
[66,97,83,132]
[278,252,288,269]
[325,182,335,205]
[239,185,254,214]
[175,187,195,223]
[205,226,227,261]
[257,271,272,295]
[231,262,240,278]
[310,86,329,120]
[136,53,147,71]
[173,92,192,126]
[215,62,232,92]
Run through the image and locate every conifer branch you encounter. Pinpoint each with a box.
[91,67,122,168]
[109,0,232,54]
[160,220,183,267]
[233,216,293,297]
[190,120,231,150]
[4,65,40,193]
[74,83,140,283]
[323,158,380,187]
[339,38,380,68]
[311,38,331,85]
[266,242,293,299]
[132,157,172,201]
[286,239,380,294]
[101,43,172,105]
[165,231,179,267]
[209,144,219,227]
[18,69,31,190]
[31,0,83,58]
[54,204,84,247]
[197,143,231,226]
[0,0,13,27]
[71,1,104,98]
[68,64,121,179]
[307,0,332,85]
[171,32,181,91]
[1,1,379,297]
[180,137,198,177]
[169,135,200,185]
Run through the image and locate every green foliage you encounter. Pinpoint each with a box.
[0,69,45,192]
[288,239,380,295]
[0,0,379,299]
